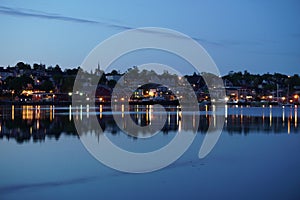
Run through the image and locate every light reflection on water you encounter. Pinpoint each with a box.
[0,104,299,143]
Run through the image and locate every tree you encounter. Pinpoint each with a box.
[60,76,75,93]
[16,62,31,70]
[40,80,54,92]
[6,75,34,94]
[107,79,117,88]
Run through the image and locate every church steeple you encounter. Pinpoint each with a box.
[96,61,101,76]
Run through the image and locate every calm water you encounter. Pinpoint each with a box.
[0,105,299,200]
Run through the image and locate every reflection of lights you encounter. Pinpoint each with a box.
[75,106,79,120]
[149,105,153,124]
[212,105,216,127]
[225,97,229,102]
[176,109,179,126]
[192,112,196,129]
[12,105,14,120]
[37,119,40,130]
[288,109,292,134]
[121,104,124,118]
[69,105,72,121]
[50,105,53,121]
[52,105,55,120]
[36,105,41,120]
[282,106,285,125]
[295,106,298,128]
[99,105,103,119]
[22,105,33,120]
[80,105,83,120]
[262,106,265,123]
[178,110,182,129]
[225,104,228,119]
[269,105,272,127]
[241,105,243,123]
[87,104,89,118]
[288,116,291,134]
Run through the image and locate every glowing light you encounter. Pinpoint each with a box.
[149,91,154,96]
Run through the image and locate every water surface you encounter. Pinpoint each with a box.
[0,105,299,200]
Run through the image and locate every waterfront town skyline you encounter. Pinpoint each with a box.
[0,61,299,105]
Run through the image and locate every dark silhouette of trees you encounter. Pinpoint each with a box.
[16,62,31,70]
[6,75,34,94]
[40,80,54,92]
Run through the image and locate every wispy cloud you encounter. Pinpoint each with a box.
[0,5,132,30]
[0,5,265,48]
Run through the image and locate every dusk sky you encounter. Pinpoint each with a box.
[0,0,299,75]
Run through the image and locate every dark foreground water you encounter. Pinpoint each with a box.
[0,105,299,200]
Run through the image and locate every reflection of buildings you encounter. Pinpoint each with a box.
[0,105,76,143]
[0,105,299,143]
[224,106,299,134]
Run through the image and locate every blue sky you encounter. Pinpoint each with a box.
[0,0,299,75]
